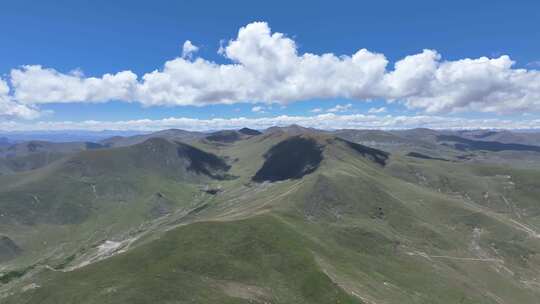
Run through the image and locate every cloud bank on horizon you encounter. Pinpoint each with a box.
[1,114,539,132]
[1,21,540,129]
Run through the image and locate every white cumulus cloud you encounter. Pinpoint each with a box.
[3,21,540,118]
[368,107,387,114]
[1,113,540,132]
[181,40,199,59]
[387,53,540,113]
[11,65,138,104]
[0,79,41,119]
[327,103,353,113]
[251,106,265,113]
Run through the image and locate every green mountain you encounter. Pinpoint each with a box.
[1,128,540,303]
[0,141,107,174]
[99,129,205,148]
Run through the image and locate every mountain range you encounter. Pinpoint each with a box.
[1,126,540,303]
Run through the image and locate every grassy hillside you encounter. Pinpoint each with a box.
[5,216,361,304]
[0,138,230,270]
[2,129,540,303]
[0,141,107,174]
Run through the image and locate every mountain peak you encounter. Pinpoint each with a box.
[238,127,262,136]
[264,124,318,135]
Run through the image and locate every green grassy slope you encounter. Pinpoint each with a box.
[5,216,361,304]
[2,130,540,303]
[0,138,229,270]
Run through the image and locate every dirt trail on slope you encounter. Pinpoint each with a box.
[212,179,305,221]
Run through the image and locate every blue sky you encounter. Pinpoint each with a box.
[1,0,539,130]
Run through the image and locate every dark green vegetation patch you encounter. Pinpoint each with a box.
[84,142,105,150]
[253,136,323,182]
[406,152,448,161]
[437,135,540,152]
[176,142,231,178]
[238,127,262,136]
[205,130,241,143]
[0,236,22,262]
[471,131,498,138]
[0,266,34,284]
[339,138,389,166]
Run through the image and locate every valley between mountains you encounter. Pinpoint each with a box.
[1,126,540,303]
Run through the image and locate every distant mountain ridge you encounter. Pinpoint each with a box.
[2,127,540,176]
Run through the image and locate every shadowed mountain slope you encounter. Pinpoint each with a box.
[205,130,242,143]
[337,138,390,166]
[238,127,262,136]
[205,128,262,144]
[252,135,390,182]
[437,135,540,152]
[456,130,540,146]
[0,236,21,263]
[406,152,449,161]
[252,136,323,182]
